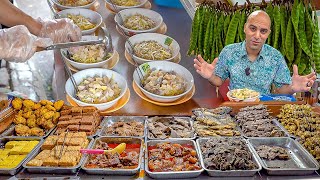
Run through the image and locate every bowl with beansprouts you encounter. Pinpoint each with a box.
[51,0,97,10]
[65,68,128,110]
[105,0,148,12]
[57,8,102,35]
[61,35,114,70]
[125,33,180,64]
[114,8,163,36]
[133,61,194,102]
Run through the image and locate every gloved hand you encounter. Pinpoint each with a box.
[0,25,52,62]
[38,18,81,43]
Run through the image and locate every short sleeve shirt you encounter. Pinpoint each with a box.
[214,41,292,95]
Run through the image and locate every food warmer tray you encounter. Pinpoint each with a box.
[98,116,147,139]
[247,137,319,175]
[81,137,143,175]
[22,137,94,174]
[147,116,196,140]
[2,124,55,139]
[239,119,290,139]
[196,137,262,177]
[145,139,204,179]
[0,136,43,175]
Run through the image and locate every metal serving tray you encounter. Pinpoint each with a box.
[145,139,204,179]
[0,136,42,175]
[196,137,262,177]
[239,119,289,139]
[99,116,147,138]
[0,124,15,137]
[81,137,143,175]
[247,137,319,175]
[3,124,55,139]
[22,137,93,174]
[147,116,196,140]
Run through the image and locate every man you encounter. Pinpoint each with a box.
[194,10,316,95]
[0,0,81,62]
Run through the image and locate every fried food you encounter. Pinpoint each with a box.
[46,104,56,111]
[15,124,31,136]
[27,117,37,128]
[33,103,41,110]
[22,111,33,119]
[12,98,23,110]
[43,120,55,130]
[54,100,64,111]
[44,111,55,119]
[30,127,45,136]
[52,112,60,124]
[23,99,35,109]
[14,115,27,125]
[0,100,8,111]
[39,100,53,106]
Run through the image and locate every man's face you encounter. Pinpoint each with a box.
[244,13,271,51]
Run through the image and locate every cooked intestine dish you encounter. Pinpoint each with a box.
[68,45,112,63]
[67,14,96,30]
[133,40,172,60]
[58,0,93,6]
[76,76,121,104]
[141,69,186,96]
[112,0,140,6]
[123,13,156,30]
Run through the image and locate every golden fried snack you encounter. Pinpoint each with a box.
[54,100,64,111]
[33,103,41,110]
[40,100,53,106]
[23,99,35,109]
[23,107,32,113]
[30,127,45,136]
[14,115,27,125]
[22,111,33,119]
[36,117,46,126]
[46,104,56,111]
[26,159,43,166]
[12,98,23,110]
[40,108,49,116]
[52,112,60,124]
[43,120,55,130]
[15,124,31,136]
[44,111,55,119]
[27,118,37,128]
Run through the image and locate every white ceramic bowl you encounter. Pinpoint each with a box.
[57,8,102,35]
[65,68,128,110]
[115,8,163,36]
[226,89,260,102]
[125,33,180,65]
[61,36,113,70]
[105,0,148,12]
[133,61,194,102]
[51,0,97,10]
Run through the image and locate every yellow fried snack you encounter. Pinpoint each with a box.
[44,111,55,119]
[36,117,46,126]
[33,103,41,110]
[22,110,33,119]
[52,112,60,124]
[14,115,27,125]
[15,124,31,136]
[45,104,56,111]
[12,98,23,110]
[43,120,55,130]
[40,108,49,115]
[53,100,64,111]
[27,159,43,166]
[40,100,51,106]
[23,99,35,109]
[30,127,45,136]
[27,118,37,128]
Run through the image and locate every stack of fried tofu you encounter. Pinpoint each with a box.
[56,106,101,136]
[26,132,89,167]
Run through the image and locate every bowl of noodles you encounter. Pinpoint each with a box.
[133,61,194,102]
[115,8,163,36]
[105,0,148,12]
[226,88,260,102]
[57,8,102,35]
[65,68,128,110]
[61,36,113,70]
[125,33,180,64]
[51,0,97,10]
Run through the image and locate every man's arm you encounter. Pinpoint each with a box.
[0,0,42,35]
[207,74,224,87]
[275,84,294,95]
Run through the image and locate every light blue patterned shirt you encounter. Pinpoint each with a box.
[214,41,292,95]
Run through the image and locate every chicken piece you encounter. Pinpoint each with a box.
[54,100,64,111]
[46,104,56,111]
[15,124,31,136]
[30,127,45,136]
[40,107,49,115]
[33,103,42,110]
[22,110,33,119]
[27,117,37,128]
[52,112,60,124]
[43,120,55,130]
[12,98,23,110]
[23,99,35,109]
[14,115,27,125]
[36,117,46,126]
[44,111,55,119]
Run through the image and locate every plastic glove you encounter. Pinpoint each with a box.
[38,18,81,43]
[0,25,52,62]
